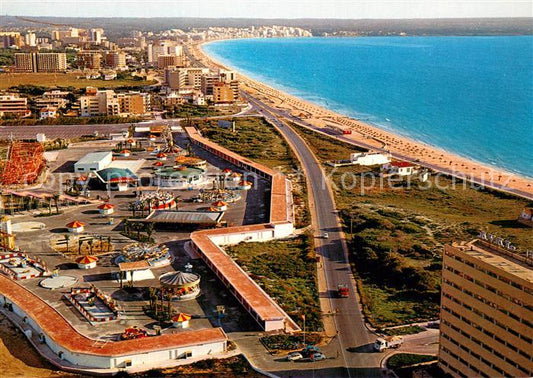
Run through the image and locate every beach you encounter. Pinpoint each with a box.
[193,39,533,199]
[0,313,67,378]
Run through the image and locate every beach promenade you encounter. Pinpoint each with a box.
[193,40,533,200]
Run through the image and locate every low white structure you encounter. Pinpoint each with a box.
[350,151,391,166]
[382,161,418,176]
[66,221,85,234]
[0,276,228,374]
[74,152,113,173]
[76,255,98,269]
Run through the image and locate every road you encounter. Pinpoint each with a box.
[242,93,533,201]
[245,94,385,376]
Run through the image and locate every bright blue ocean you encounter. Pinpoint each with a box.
[205,36,533,178]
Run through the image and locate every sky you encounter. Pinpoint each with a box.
[1,0,531,19]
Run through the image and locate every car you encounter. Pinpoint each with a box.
[310,352,326,361]
[322,232,329,239]
[286,352,303,361]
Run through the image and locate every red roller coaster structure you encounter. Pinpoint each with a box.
[0,142,46,186]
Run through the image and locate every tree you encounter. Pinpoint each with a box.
[107,236,112,252]
[53,194,60,214]
[87,239,94,255]
[145,223,154,241]
[64,234,71,253]
[78,240,83,255]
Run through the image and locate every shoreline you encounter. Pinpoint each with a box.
[195,38,533,199]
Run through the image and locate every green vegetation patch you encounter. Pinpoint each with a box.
[225,234,322,331]
[197,116,310,227]
[383,325,425,336]
[260,333,322,351]
[0,73,154,90]
[387,353,438,370]
[288,121,532,326]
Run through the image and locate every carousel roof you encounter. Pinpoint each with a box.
[160,271,200,286]
[120,149,131,154]
[172,313,191,322]
[156,152,167,157]
[230,172,242,177]
[222,168,232,173]
[239,181,252,186]
[66,220,85,228]
[97,203,115,210]
[153,161,164,166]
[76,255,98,264]
[212,200,227,207]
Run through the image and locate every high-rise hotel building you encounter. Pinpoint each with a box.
[14,53,67,72]
[439,239,532,378]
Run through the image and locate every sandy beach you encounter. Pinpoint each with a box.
[193,40,533,199]
[0,314,68,378]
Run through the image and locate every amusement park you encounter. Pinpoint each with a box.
[0,121,292,374]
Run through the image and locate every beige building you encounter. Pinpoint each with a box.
[78,89,149,117]
[0,94,30,117]
[0,32,23,48]
[105,52,127,69]
[439,239,533,378]
[14,53,36,72]
[213,81,239,104]
[157,54,183,69]
[165,67,209,91]
[77,51,102,69]
[14,52,67,72]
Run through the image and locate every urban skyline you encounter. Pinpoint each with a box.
[2,0,532,19]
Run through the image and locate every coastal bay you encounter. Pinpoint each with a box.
[197,37,533,197]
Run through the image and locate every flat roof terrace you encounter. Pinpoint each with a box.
[184,125,298,332]
[0,275,227,357]
[184,126,291,224]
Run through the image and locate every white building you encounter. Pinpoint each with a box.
[74,151,113,173]
[39,106,57,119]
[382,161,418,176]
[350,152,391,166]
[0,277,228,374]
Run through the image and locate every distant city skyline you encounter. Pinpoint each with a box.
[1,0,531,19]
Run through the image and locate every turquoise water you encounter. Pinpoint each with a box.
[205,36,533,178]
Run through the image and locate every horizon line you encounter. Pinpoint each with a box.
[3,14,533,21]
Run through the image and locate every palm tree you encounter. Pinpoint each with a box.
[64,234,70,253]
[107,236,112,252]
[47,198,52,215]
[128,203,136,218]
[78,240,83,255]
[53,194,60,214]
[145,223,154,241]
[123,219,130,235]
[87,239,94,255]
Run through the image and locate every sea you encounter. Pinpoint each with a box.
[204,36,533,178]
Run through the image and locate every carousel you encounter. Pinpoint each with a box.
[116,242,171,268]
[159,271,201,301]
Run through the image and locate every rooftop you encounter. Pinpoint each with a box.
[142,210,225,225]
[0,275,227,357]
[454,239,533,284]
[75,151,112,165]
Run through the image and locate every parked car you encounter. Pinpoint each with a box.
[287,352,303,361]
[310,352,326,361]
